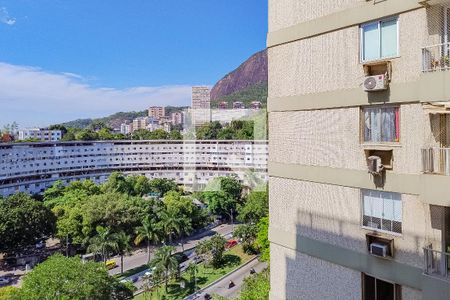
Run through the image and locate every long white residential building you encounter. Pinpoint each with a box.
[0,140,268,197]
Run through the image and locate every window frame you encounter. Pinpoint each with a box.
[361,189,403,236]
[362,273,401,300]
[360,17,400,63]
[360,105,401,144]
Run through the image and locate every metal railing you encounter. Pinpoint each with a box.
[424,247,450,279]
[421,147,450,175]
[422,42,450,72]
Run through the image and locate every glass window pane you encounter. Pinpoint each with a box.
[362,22,380,61]
[381,19,398,58]
[372,191,384,219]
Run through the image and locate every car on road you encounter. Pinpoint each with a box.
[204,293,212,300]
[105,260,117,270]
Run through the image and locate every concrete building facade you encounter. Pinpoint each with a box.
[18,128,62,142]
[148,106,166,120]
[191,86,211,126]
[0,140,267,197]
[268,1,450,299]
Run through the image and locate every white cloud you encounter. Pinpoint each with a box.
[0,7,16,25]
[0,62,192,127]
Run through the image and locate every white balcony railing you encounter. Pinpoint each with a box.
[424,247,450,279]
[421,147,450,175]
[422,42,450,72]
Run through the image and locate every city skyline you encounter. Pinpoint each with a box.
[0,0,267,127]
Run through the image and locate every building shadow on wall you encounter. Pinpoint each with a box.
[280,208,440,299]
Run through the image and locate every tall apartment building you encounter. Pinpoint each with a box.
[148,106,165,120]
[171,112,184,126]
[132,117,149,132]
[18,128,62,141]
[268,1,450,299]
[191,86,211,126]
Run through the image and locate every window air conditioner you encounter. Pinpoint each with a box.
[363,74,388,92]
[370,242,388,257]
[367,156,384,175]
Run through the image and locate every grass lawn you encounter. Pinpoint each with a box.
[134,245,255,300]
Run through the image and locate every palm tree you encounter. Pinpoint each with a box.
[135,216,161,263]
[159,208,188,244]
[150,245,179,292]
[116,231,132,274]
[186,262,198,291]
[87,226,119,263]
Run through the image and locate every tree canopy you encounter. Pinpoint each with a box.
[17,254,132,300]
[0,193,56,255]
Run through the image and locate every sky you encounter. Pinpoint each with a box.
[0,0,267,128]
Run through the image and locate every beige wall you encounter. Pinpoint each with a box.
[269,177,442,268]
[268,9,436,99]
[270,243,361,300]
[270,104,434,175]
[268,0,364,33]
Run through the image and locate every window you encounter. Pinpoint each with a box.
[362,106,400,143]
[361,18,398,62]
[362,190,402,234]
[363,274,400,300]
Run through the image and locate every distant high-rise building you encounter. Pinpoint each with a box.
[191,86,211,126]
[132,117,149,132]
[120,123,133,135]
[148,106,165,120]
[171,112,184,125]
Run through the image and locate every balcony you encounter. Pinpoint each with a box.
[422,148,450,175]
[424,247,450,279]
[422,42,450,72]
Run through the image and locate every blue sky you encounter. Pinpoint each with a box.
[0,0,267,127]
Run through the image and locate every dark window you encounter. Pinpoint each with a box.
[363,274,400,300]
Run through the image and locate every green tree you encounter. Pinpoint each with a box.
[98,127,114,140]
[234,224,258,254]
[219,176,243,201]
[87,226,119,263]
[135,216,161,263]
[0,193,56,255]
[159,207,184,243]
[238,190,268,223]
[169,129,183,140]
[149,246,179,292]
[18,254,117,300]
[42,180,66,202]
[148,178,179,196]
[195,234,227,268]
[255,217,269,262]
[76,129,99,140]
[239,268,270,300]
[116,231,132,274]
[102,172,132,194]
[0,286,19,300]
[149,129,169,139]
[203,191,237,222]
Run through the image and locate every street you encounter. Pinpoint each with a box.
[109,223,233,276]
[194,258,267,299]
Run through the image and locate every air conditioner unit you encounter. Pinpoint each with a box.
[370,242,388,257]
[363,74,388,92]
[367,156,384,175]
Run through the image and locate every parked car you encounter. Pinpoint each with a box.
[0,277,10,285]
[226,239,238,248]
